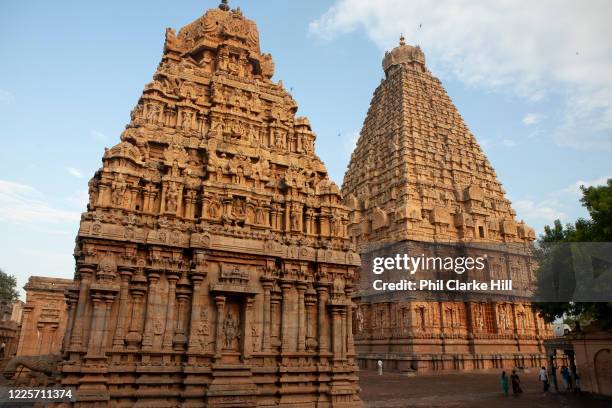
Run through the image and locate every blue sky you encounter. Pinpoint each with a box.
[1,0,610,297]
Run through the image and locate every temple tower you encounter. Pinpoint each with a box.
[342,36,552,373]
[63,3,361,406]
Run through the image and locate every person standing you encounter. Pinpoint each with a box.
[561,365,572,391]
[500,371,509,396]
[510,370,522,396]
[377,360,383,376]
[539,366,550,392]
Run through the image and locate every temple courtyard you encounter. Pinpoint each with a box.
[359,370,611,407]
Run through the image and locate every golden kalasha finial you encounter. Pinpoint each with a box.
[399,34,406,46]
[219,0,230,11]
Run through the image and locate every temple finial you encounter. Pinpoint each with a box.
[219,0,230,11]
[399,34,406,46]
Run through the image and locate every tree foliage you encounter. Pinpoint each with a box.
[0,268,19,302]
[534,179,612,330]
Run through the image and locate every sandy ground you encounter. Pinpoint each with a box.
[359,369,612,408]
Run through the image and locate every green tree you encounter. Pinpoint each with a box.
[0,268,19,302]
[534,179,612,330]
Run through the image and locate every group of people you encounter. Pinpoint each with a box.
[500,370,522,396]
[501,365,580,396]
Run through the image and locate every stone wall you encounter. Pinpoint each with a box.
[572,324,612,395]
[16,277,73,357]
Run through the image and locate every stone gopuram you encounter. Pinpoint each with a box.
[342,37,552,373]
[63,2,361,407]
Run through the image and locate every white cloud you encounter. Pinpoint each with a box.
[513,199,569,230]
[562,175,611,196]
[501,138,517,147]
[0,180,80,224]
[90,129,107,141]
[310,0,612,150]
[0,89,14,103]
[66,167,82,178]
[522,113,544,126]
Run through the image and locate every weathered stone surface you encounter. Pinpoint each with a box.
[0,300,23,360]
[571,323,612,396]
[16,277,73,357]
[342,36,552,372]
[63,2,361,407]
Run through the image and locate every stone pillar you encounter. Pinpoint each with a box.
[244,297,254,358]
[305,210,313,235]
[62,292,78,352]
[270,292,282,347]
[141,270,161,351]
[188,272,205,353]
[125,273,147,350]
[347,298,355,357]
[341,308,347,360]
[439,301,446,332]
[173,275,191,351]
[305,289,317,350]
[281,281,293,353]
[214,295,226,357]
[261,279,273,352]
[112,267,134,350]
[70,264,95,349]
[316,284,329,353]
[101,299,114,353]
[162,273,179,350]
[296,282,307,352]
[87,295,108,357]
[331,307,343,362]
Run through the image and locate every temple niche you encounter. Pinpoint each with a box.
[63,2,361,407]
[342,36,552,373]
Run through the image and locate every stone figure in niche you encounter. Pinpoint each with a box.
[476,306,484,330]
[223,312,239,349]
[146,104,160,122]
[499,304,508,330]
[182,111,192,130]
[111,176,127,207]
[255,207,265,225]
[355,308,364,333]
[290,211,300,230]
[166,184,178,212]
[208,200,220,218]
[232,198,246,219]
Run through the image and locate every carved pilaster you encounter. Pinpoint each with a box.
[296,282,307,352]
[125,269,147,350]
[316,284,329,353]
[141,269,161,350]
[187,272,206,353]
[214,295,226,357]
[173,274,191,351]
[162,272,179,350]
[112,266,134,350]
[281,281,293,353]
[70,263,95,350]
[261,278,274,352]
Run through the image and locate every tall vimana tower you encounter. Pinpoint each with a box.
[342,37,552,372]
[63,2,361,407]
